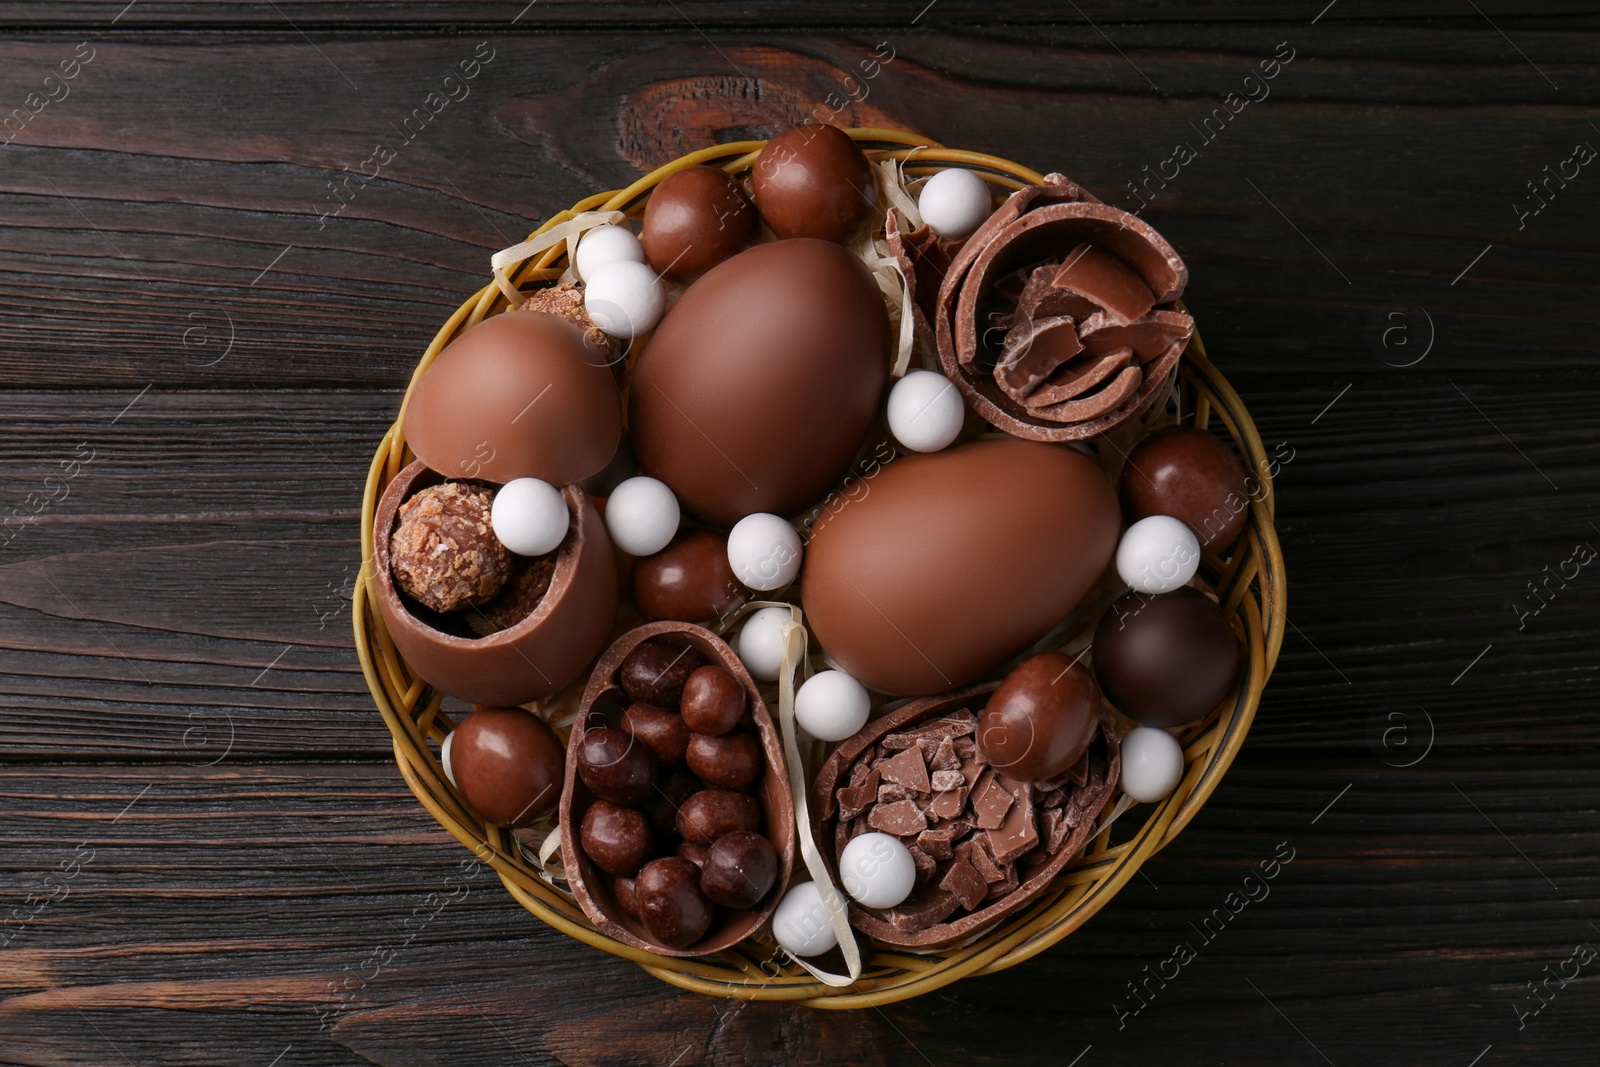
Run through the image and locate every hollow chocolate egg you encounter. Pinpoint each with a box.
[448,707,565,826]
[1093,586,1240,726]
[630,530,750,623]
[750,124,877,242]
[1121,426,1251,552]
[642,165,757,282]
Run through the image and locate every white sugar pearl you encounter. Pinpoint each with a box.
[839,832,916,909]
[795,670,870,742]
[440,731,457,787]
[1120,726,1185,803]
[918,168,994,239]
[772,881,838,958]
[887,370,965,453]
[737,606,791,682]
[1117,514,1201,594]
[727,513,802,592]
[584,259,664,339]
[573,223,645,282]
[491,477,570,556]
[604,476,680,557]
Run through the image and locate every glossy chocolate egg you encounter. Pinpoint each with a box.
[802,438,1120,695]
[636,857,714,949]
[977,653,1101,782]
[642,165,757,282]
[449,707,565,826]
[1122,426,1250,552]
[750,124,877,242]
[631,530,750,623]
[630,239,892,524]
[1093,587,1240,726]
[403,310,622,486]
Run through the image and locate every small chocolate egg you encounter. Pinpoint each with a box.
[619,640,705,706]
[1093,587,1240,726]
[642,165,757,282]
[636,857,714,948]
[680,665,746,735]
[449,707,565,826]
[631,530,751,623]
[403,310,621,486]
[977,652,1101,782]
[621,702,692,765]
[580,799,653,875]
[575,726,658,805]
[700,830,778,908]
[750,124,877,242]
[1121,426,1251,552]
[685,729,762,789]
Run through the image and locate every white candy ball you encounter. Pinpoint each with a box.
[794,670,871,742]
[772,881,838,958]
[491,477,570,556]
[737,606,792,682]
[726,513,802,592]
[604,476,680,557]
[839,832,916,909]
[1117,514,1201,594]
[886,370,965,453]
[1120,726,1185,803]
[583,259,664,339]
[918,168,994,239]
[440,731,457,787]
[573,223,644,282]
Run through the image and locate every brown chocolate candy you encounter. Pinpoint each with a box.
[580,800,653,875]
[619,640,705,707]
[390,482,511,613]
[1121,426,1250,552]
[686,730,762,789]
[642,165,757,282]
[621,702,692,766]
[676,841,710,870]
[749,124,876,243]
[636,857,714,949]
[677,788,760,845]
[978,652,1102,782]
[449,707,564,826]
[645,768,703,833]
[464,553,557,637]
[700,830,778,909]
[612,873,640,918]
[575,726,658,806]
[1093,587,1240,726]
[630,530,750,623]
[679,665,746,735]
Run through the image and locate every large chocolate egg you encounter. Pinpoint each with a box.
[1092,587,1240,726]
[630,239,891,524]
[404,311,622,486]
[802,438,1120,695]
[750,124,877,242]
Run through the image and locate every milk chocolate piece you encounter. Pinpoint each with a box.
[927,784,968,822]
[930,737,960,773]
[986,779,1038,865]
[868,798,928,837]
[886,208,960,339]
[886,886,961,931]
[910,844,938,883]
[879,746,931,794]
[930,769,965,792]
[941,856,988,911]
[1051,242,1155,326]
[876,782,909,805]
[971,771,1014,831]
[835,765,880,821]
[996,315,1083,399]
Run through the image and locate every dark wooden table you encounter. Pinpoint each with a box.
[2,3,1596,1064]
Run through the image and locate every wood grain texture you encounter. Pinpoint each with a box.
[0,7,1597,1066]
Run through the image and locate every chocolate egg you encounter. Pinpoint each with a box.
[750,124,877,242]
[403,310,622,486]
[1122,426,1251,552]
[1093,587,1240,726]
[630,239,891,524]
[642,165,757,282]
[802,438,1120,695]
[977,653,1101,782]
[619,640,705,706]
[631,530,750,623]
[449,707,565,826]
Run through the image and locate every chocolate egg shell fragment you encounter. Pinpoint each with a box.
[372,460,619,706]
[449,707,564,826]
[630,529,750,623]
[977,653,1101,783]
[580,800,653,875]
[1093,587,1240,726]
[642,165,757,282]
[1121,426,1251,552]
[403,310,622,486]
[700,830,778,909]
[636,857,714,949]
[802,438,1120,695]
[630,239,892,524]
[749,124,877,242]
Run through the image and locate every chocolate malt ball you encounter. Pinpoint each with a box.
[390,482,511,613]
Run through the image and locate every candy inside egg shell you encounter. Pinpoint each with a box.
[917,167,994,239]
[839,831,917,909]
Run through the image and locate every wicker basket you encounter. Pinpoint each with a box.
[354,128,1287,1008]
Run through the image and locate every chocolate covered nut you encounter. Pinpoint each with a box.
[449,707,564,826]
[631,530,751,623]
[622,702,692,766]
[642,165,758,282]
[677,788,761,845]
[390,482,510,613]
[580,800,653,875]
[636,857,714,949]
[612,874,640,918]
[619,641,705,707]
[575,726,658,805]
[1121,426,1251,552]
[686,730,762,789]
[645,768,702,833]
[676,841,710,869]
[680,665,746,735]
[701,830,778,908]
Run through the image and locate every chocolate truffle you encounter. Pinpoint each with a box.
[519,282,621,368]
[635,857,714,949]
[642,165,757,282]
[750,124,877,242]
[1121,426,1251,552]
[390,482,511,614]
[631,530,750,623]
[1093,587,1240,727]
[978,652,1101,782]
[449,707,565,826]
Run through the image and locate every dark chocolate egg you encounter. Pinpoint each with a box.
[404,310,622,486]
[449,707,565,826]
[1093,587,1240,726]
[631,530,750,623]
[630,239,891,524]
[1122,426,1250,552]
[750,124,877,242]
[977,652,1101,782]
[802,438,1119,695]
[642,165,757,282]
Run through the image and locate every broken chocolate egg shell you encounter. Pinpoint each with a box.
[372,459,619,706]
[560,620,795,957]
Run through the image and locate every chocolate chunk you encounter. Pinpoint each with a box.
[1042,807,1070,853]
[983,860,1020,902]
[986,779,1038,866]
[996,315,1084,400]
[868,798,928,837]
[880,746,932,794]
[1051,242,1156,326]
[960,836,1005,885]
[930,769,965,792]
[940,857,988,911]
[881,712,976,751]
[909,844,938,883]
[916,824,959,862]
[930,737,960,773]
[886,886,961,931]
[971,771,1014,831]
[953,737,976,760]
[876,782,909,805]
[928,784,968,822]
